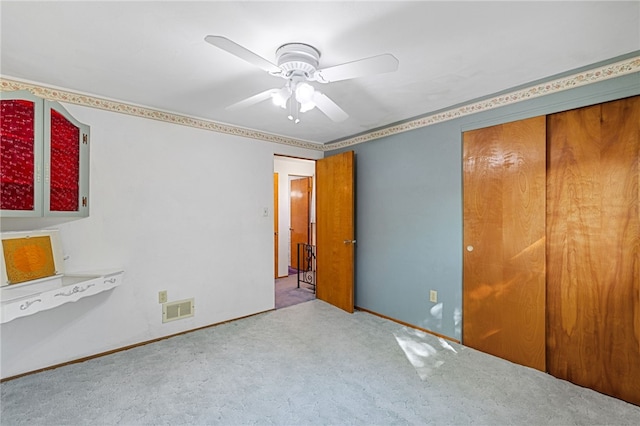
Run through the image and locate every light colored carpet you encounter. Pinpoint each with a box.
[1,300,639,425]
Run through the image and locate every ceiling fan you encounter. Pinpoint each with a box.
[204,35,399,123]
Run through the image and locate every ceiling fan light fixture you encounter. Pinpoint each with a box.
[206,35,398,123]
[295,82,315,104]
[271,86,291,108]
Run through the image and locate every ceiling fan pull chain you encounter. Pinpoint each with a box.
[287,94,294,122]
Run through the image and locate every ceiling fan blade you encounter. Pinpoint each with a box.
[226,89,279,111]
[205,35,281,74]
[314,54,399,83]
[312,92,349,122]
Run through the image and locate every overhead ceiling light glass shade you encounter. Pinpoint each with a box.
[271,86,291,108]
[295,82,315,104]
[272,81,318,121]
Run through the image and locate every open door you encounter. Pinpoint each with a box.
[316,151,355,313]
[290,177,312,271]
[273,173,279,278]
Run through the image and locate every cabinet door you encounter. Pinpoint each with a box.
[44,101,89,217]
[0,91,44,217]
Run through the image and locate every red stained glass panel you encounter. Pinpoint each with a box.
[50,109,80,212]
[1,99,35,211]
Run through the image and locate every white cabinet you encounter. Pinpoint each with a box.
[0,90,90,217]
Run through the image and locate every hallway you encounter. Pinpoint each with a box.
[275,273,315,309]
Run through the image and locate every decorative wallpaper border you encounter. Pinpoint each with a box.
[2,55,638,152]
[0,78,322,151]
[328,56,640,150]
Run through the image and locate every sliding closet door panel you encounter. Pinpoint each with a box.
[546,96,640,405]
[463,116,546,371]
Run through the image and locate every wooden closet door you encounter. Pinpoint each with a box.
[463,116,547,371]
[546,96,640,405]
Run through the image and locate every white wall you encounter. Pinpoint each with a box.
[273,157,315,277]
[0,103,322,378]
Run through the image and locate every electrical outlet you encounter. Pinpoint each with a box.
[158,290,167,304]
[429,290,438,303]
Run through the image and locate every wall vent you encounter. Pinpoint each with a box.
[162,298,194,323]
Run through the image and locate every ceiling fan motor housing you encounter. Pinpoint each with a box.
[276,43,320,78]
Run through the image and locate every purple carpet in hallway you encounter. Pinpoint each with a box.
[275,274,315,309]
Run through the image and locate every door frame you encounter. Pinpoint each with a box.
[273,152,355,313]
[273,155,316,279]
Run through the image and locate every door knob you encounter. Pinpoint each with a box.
[343,240,357,245]
[466,245,474,252]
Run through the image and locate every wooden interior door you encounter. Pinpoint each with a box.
[273,173,279,278]
[546,96,640,405]
[290,177,311,271]
[316,151,355,313]
[463,116,547,371]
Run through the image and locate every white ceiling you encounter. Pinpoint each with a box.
[1,1,638,145]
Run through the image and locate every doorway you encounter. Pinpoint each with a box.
[274,156,316,309]
[273,152,356,312]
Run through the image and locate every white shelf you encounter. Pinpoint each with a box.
[0,270,123,324]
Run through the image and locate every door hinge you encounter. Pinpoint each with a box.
[83,134,88,144]
[82,197,87,207]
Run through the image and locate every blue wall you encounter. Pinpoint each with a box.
[328,60,639,341]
